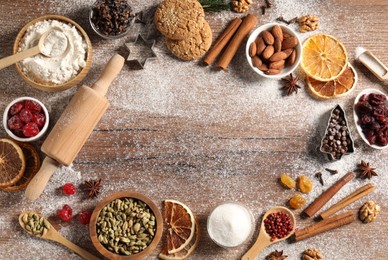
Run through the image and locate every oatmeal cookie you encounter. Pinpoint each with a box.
[154,0,205,40]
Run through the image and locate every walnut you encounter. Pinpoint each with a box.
[298,15,319,32]
[231,0,252,13]
[302,249,324,260]
[359,201,380,223]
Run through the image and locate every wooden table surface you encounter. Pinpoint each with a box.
[0,1,387,259]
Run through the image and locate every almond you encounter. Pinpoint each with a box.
[261,30,274,45]
[274,38,282,52]
[262,45,274,60]
[283,32,291,39]
[255,37,266,55]
[270,51,288,62]
[283,48,294,58]
[282,37,298,50]
[271,25,283,42]
[269,60,285,69]
[265,69,280,75]
[257,63,268,71]
[252,56,263,68]
[249,42,257,57]
[287,49,297,66]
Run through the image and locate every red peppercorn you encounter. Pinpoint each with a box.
[264,212,293,240]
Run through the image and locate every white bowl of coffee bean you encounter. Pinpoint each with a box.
[246,22,302,79]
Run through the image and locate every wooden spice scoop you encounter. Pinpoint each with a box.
[19,211,99,259]
[25,54,125,201]
[241,206,296,260]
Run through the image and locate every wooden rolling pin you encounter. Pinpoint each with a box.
[25,54,125,201]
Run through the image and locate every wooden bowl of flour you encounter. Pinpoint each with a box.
[13,15,92,92]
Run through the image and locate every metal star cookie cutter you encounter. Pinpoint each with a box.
[125,34,157,69]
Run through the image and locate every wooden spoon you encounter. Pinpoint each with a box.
[241,206,296,260]
[19,211,100,260]
[0,28,69,70]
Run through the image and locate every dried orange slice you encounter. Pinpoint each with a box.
[301,34,348,81]
[0,138,25,188]
[307,63,357,99]
[163,199,195,254]
[159,217,200,260]
[1,142,40,192]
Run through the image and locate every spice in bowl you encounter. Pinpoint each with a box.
[263,211,293,241]
[207,202,253,248]
[96,197,156,256]
[90,0,134,39]
[3,97,49,142]
[17,19,87,85]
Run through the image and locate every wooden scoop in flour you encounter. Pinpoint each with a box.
[25,54,125,201]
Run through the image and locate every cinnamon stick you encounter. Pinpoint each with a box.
[216,14,257,70]
[203,18,242,65]
[303,172,355,217]
[295,211,355,241]
[319,183,375,219]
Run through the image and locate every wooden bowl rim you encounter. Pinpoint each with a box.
[13,14,93,92]
[89,191,163,260]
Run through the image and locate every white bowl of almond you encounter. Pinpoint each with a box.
[246,22,302,79]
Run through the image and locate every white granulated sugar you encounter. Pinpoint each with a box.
[18,19,87,85]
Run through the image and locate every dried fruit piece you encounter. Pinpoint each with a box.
[0,138,26,188]
[57,204,73,221]
[279,174,296,189]
[159,217,200,260]
[298,175,313,193]
[163,199,195,254]
[77,210,92,225]
[1,142,40,192]
[289,194,306,209]
[62,183,76,195]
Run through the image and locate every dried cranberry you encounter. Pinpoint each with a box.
[62,183,76,195]
[32,113,46,128]
[19,108,33,123]
[57,204,73,221]
[9,102,24,115]
[22,122,40,137]
[25,100,42,113]
[77,210,92,225]
[7,115,24,129]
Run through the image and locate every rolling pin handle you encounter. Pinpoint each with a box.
[25,157,59,201]
[92,54,125,96]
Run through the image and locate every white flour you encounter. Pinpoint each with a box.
[18,19,87,85]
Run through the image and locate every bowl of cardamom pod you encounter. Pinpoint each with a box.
[89,191,163,259]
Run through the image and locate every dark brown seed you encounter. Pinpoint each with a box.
[325,168,338,174]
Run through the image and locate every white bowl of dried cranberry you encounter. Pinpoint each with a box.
[3,97,49,142]
[354,88,388,149]
[246,22,302,79]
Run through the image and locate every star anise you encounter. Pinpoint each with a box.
[268,250,288,260]
[282,73,301,96]
[357,160,378,179]
[83,179,102,198]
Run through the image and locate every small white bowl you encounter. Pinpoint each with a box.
[3,97,49,142]
[353,88,388,150]
[246,22,302,79]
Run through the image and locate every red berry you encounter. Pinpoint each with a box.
[9,101,24,115]
[32,113,46,128]
[57,204,73,221]
[62,183,76,195]
[7,115,24,129]
[19,108,33,123]
[77,210,92,225]
[22,122,40,137]
[25,100,42,113]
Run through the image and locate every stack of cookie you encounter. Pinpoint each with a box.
[154,0,212,61]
